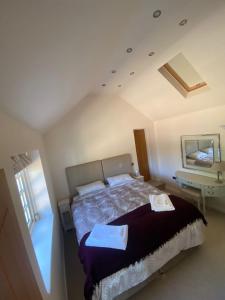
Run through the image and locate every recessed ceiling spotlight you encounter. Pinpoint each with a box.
[153,10,162,18]
[130,71,135,76]
[148,51,155,56]
[118,84,122,88]
[126,48,133,53]
[111,70,117,74]
[179,19,188,26]
[101,83,106,87]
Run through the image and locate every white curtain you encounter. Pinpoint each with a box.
[11,153,32,174]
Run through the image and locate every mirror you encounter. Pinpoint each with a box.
[181,134,221,171]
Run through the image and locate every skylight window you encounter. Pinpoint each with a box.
[159,53,207,97]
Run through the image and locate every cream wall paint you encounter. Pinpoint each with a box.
[0,0,218,131]
[0,110,67,300]
[154,105,225,211]
[45,94,158,200]
[121,3,225,121]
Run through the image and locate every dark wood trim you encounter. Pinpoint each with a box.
[133,129,151,181]
[0,209,8,234]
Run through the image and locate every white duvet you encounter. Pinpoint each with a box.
[71,180,161,243]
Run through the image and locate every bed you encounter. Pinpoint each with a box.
[184,140,214,168]
[66,154,206,300]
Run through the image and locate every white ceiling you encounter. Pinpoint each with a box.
[0,0,225,131]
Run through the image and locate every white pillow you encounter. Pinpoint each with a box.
[76,181,106,196]
[202,147,213,155]
[188,151,208,160]
[107,174,134,187]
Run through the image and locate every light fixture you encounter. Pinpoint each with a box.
[211,161,225,183]
[179,19,188,26]
[130,71,135,76]
[111,70,117,74]
[126,48,133,53]
[101,83,106,87]
[153,10,162,18]
[148,51,155,56]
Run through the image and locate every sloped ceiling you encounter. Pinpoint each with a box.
[0,0,225,132]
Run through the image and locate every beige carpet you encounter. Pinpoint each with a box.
[63,209,225,300]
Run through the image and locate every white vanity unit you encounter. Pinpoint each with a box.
[176,170,225,215]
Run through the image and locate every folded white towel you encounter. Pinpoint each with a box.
[149,194,175,212]
[85,224,128,250]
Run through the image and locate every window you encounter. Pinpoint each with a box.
[15,168,38,231]
[158,53,208,97]
[13,150,53,293]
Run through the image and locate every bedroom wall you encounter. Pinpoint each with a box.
[154,104,225,212]
[0,110,67,300]
[44,94,159,200]
[121,3,225,122]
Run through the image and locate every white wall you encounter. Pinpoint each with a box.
[0,110,67,300]
[45,94,158,200]
[154,104,225,211]
[28,150,52,218]
[121,3,225,121]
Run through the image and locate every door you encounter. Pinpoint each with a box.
[133,129,151,181]
[0,169,42,300]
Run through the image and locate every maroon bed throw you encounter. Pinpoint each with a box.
[79,195,206,299]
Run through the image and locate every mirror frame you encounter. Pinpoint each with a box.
[181,134,221,172]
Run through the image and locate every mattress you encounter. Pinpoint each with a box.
[71,180,206,300]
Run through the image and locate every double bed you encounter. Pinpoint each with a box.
[66,154,206,300]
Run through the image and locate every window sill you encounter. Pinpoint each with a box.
[31,213,54,294]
